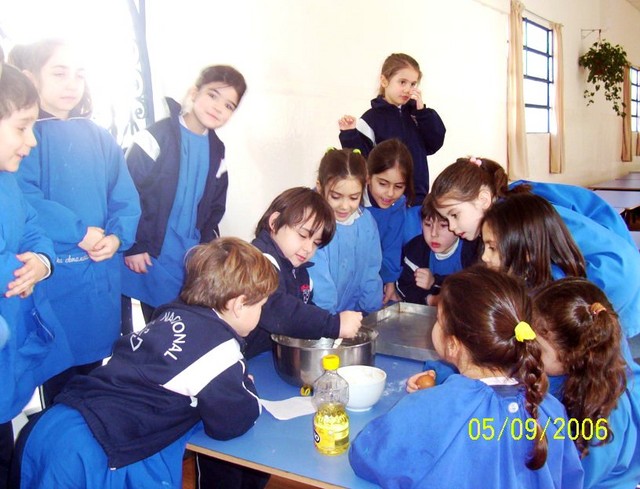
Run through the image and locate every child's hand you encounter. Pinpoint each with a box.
[426,294,440,307]
[338,115,357,131]
[87,235,121,262]
[410,88,424,110]
[414,268,435,290]
[5,252,49,299]
[338,311,363,338]
[383,282,400,304]
[124,252,153,274]
[78,226,105,252]
[406,370,436,393]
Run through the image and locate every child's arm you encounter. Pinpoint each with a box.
[5,252,49,298]
[414,104,446,155]
[356,211,384,313]
[306,247,339,314]
[196,158,228,243]
[123,252,153,273]
[101,130,141,253]
[338,115,375,157]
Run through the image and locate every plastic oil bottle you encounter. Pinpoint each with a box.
[312,354,349,455]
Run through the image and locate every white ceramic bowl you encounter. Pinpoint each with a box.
[337,365,387,412]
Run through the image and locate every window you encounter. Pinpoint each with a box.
[631,66,639,132]
[522,18,554,133]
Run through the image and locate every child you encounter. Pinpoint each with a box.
[364,139,414,304]
[121,64,246,331]
[430,156,640,338]
[350,266,584,488]
[481,193,586,289]
[15,39,140,402]
[533,278,640,489]
[308,148,383,314]
[339,52,446,205]
[0,62,71,489]
[14,237,278,489]
[397,195,477,306]
[244,187,363,359]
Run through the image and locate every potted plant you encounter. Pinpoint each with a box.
[578,39,628,117]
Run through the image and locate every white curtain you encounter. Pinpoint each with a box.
[622,67,632,162]
[507,0,528,179]
[549,22,565,173]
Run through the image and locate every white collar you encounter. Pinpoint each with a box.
[479,376,519,386]
[337,208,362,226]
[433,238,460,260]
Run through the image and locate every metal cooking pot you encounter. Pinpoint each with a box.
[271,327,378,387]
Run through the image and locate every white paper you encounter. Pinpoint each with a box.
[260,396,315,420]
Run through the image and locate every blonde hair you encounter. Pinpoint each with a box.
[180,237,278,311]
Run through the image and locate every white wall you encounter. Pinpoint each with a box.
[145,0,640,240]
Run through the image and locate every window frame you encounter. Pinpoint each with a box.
[631,66,639,133]
[522,18,554,134]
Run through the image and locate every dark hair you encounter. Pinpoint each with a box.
[378,53,422,96]
[317,148,367,200]
[0,63,39,119]
[255,187,336,248]
[19,39,92,117]
[420,194,443,222]
[482,193,586,289]
[196,65,247,103]
[533,278,626,458]
[367,139,415,206]
[180,237,278,310]
[440,266,548,470]
[7,44,30,70]
[431,157,531,208]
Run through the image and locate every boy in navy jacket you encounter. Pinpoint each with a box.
[15,238,278,489]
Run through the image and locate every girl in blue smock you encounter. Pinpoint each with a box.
[533,278,640,489]
[351,267,584,489]
[0,62,71,488]
[15,40,140,403]
[362,139,414,305]
[308,148,383,314]
[430,157,640,338]
[121,65,246,328]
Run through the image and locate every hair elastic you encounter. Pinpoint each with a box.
[514,321,536,342]
[589,302,606,317]
[352,148,361,154]
[469,157,482,166]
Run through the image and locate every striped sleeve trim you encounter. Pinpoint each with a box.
[127,129,161,161]
[356,118,376,145]
[161,338,243,396]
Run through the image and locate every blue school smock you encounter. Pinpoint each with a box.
[350,375,584,489]
[16,114,140,365]
[19,405,197,489]
[308,208,383,314]
[339,97,446,205]
[363,190,406,284]
[121,124,209,307]
[547,343,640,489]
[513,180,634,247]
[403,204,422,245]
[0,173,72,422]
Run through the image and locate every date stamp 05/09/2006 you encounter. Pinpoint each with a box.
[468,417,609,442]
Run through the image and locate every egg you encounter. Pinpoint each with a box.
[415,370,436,389]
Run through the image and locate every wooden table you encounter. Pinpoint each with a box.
[589,179,640,191]
[187,352,422,488]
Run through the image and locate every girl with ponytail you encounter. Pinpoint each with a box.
[533,278,640,489]
[350,266,583,489]
[429,156,640,338]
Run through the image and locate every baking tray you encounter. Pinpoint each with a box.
[363,302,439,362]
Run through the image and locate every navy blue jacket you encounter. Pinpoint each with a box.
[339,96,446,205]
[124,98,228,257]
[57,301,260,468]
[397,235,479,304]
[244,230,341,358]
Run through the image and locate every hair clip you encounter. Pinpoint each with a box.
[469,157,483,166]
[352,148,362,154]
[325,146,336,154]
[589,302,606,317]
[514,321,536,342]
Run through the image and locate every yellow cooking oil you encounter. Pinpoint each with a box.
[313,402,349,455]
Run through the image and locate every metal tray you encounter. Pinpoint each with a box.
[363,302,439,362]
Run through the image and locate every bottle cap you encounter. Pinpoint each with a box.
[322,354,340,371]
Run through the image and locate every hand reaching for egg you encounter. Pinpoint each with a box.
[406,370,437,393]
